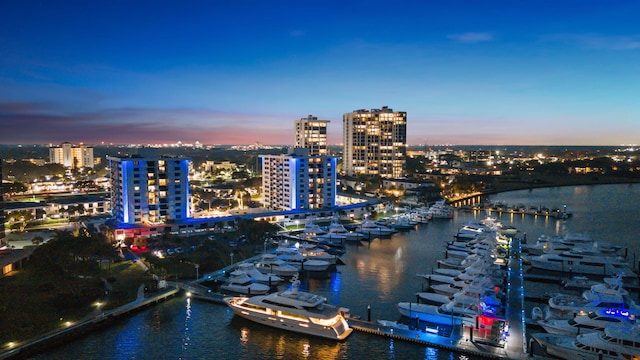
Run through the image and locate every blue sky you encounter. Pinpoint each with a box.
[1,0,639,145]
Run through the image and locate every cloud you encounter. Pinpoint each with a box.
[543,34,640,50]
[447,32,494,43]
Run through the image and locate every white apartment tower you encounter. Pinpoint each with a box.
[49,142,94,168]
[295,115,329,156]
[343,106,407,178]
[260,148,337,211]
[107,155,191,225]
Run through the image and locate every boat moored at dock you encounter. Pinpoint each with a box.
[224,276,353,340]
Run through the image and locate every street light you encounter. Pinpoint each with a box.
[195,264,200,280]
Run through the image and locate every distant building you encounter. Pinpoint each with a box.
[107,155,191,225]
[0,158,5,246]
[202,160,237,172]
[343,106,407,178]
[295,115,330,156]
[260,148,337,211]
[49,142,94,168]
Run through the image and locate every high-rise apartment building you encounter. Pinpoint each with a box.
[343,106,407,178]
[295,115,329,156]
[107,155,191,225]
[260,148,337,211]
[49,142,94,168]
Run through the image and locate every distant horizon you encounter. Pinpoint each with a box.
[0,143,635,149]
[1,1,639,146]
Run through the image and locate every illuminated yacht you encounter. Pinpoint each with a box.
[537,279,640,320]
[527,250,636,277]
[533,324,640,360]
[538,308,637,336]
[224,276,352,340]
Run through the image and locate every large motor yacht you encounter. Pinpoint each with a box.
[224,276,353,340]
[533,324,640,360]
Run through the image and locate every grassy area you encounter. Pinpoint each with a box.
[0,261,152,346]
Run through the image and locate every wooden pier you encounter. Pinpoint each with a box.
[457,201,572,220]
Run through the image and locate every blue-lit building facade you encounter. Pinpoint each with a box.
[107,155,191,226]
[260,148,337,211]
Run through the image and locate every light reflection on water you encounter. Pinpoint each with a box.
[34,184,640,360]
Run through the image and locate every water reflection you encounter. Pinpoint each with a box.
[182,297,192,351]
[228,316,346,360]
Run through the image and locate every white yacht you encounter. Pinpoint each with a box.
[541,280,640,320]
[533,325,640,360]
[236,262,283,285]
[219,271,271,295]
[397,300,481,327]
[538,308,637,335]
[254,254,299,277]
[298,221,346,243]
[275,246,332,272]
[327,219,365,241]
[356,219,395,237]
[426,200,454,219]
[527,250,636,277]
[224,277,353,340]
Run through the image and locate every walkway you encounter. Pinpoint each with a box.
[504,237,527,358]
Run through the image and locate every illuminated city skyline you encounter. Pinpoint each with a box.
[1,1,639,146]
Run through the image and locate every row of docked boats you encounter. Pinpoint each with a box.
[525,227,640,359]
[287,200,455,245]
[218,241,342,295]
[532,296,640,359]
[522,230,636,277]
[219,203,453,342]
[394,225,510,338]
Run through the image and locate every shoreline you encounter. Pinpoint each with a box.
[447,176,640,203]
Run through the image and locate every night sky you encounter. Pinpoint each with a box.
[1,0,639,145]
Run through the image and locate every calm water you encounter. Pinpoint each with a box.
[36,184,640,360]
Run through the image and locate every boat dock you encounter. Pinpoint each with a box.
[346,236,530,359]
[348,318,506,359]
[458,202,572,220]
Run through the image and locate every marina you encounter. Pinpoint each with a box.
[9,184,640,360]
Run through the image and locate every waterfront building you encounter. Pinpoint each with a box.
[260,148,337,211]
[107,155,191,225]
[49,142,94,168]
[295,115,330,156]
[343,106,407,178]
